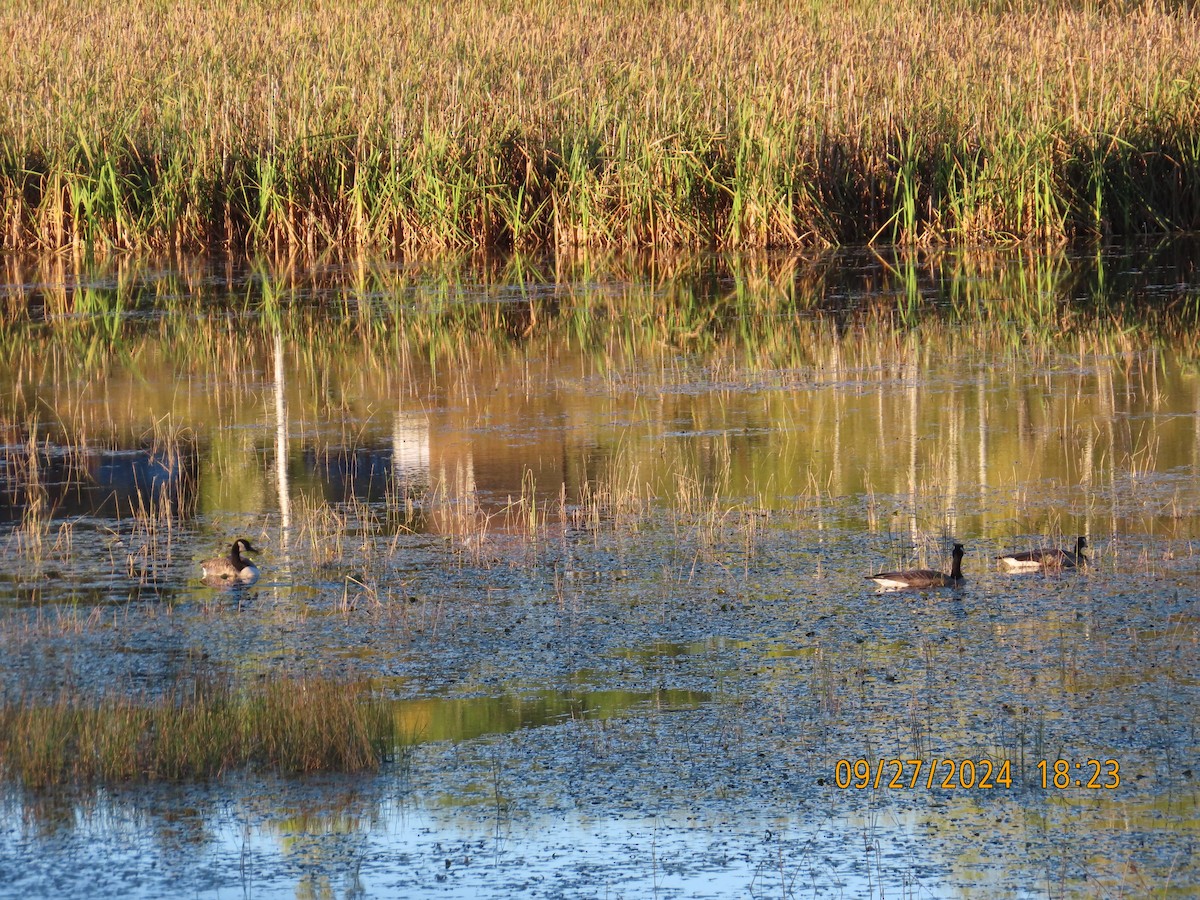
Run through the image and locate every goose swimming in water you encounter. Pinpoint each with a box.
[867,543,966,590]
[201,538,260,587]
[997,536,1087,571]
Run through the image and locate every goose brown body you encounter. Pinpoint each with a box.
[997,536,1087,571]
[201,539,260,587]
[867,543,966,590]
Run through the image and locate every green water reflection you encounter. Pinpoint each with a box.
[1,247,1197,550]
[389,687,709,744]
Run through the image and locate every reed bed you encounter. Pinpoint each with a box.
[1,0,1198,252]
[0,674,398,788]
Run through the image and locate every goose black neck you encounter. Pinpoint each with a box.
[950,545,965,579]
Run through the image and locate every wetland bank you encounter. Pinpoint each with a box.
[0,245,1197,898]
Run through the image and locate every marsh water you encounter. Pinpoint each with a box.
[0,246,1198,898]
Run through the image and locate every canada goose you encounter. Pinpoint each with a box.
[996,536,1087,571]
[201,539,260,586]
[867,543,966,590]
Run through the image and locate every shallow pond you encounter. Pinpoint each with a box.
[0,246,1198,898]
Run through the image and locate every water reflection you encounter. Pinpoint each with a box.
[389,687,710,744]
[0,245,1197,553]
[0,444,198,523]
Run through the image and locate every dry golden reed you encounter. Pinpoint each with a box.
[0,675,397,787]
[1,0,1198,251]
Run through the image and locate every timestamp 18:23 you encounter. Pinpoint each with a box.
[834,758,1120,790]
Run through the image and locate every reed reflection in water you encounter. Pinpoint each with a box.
[1,247,1196,553]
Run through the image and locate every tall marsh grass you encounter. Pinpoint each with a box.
[0,675,398,788]
[1,0,1198,251]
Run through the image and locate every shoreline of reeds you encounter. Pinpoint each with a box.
[0,675,399,788]
[2,0,1199,253]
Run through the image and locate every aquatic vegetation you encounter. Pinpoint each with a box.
[0,674,397,788]
[1,1,1199,252]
